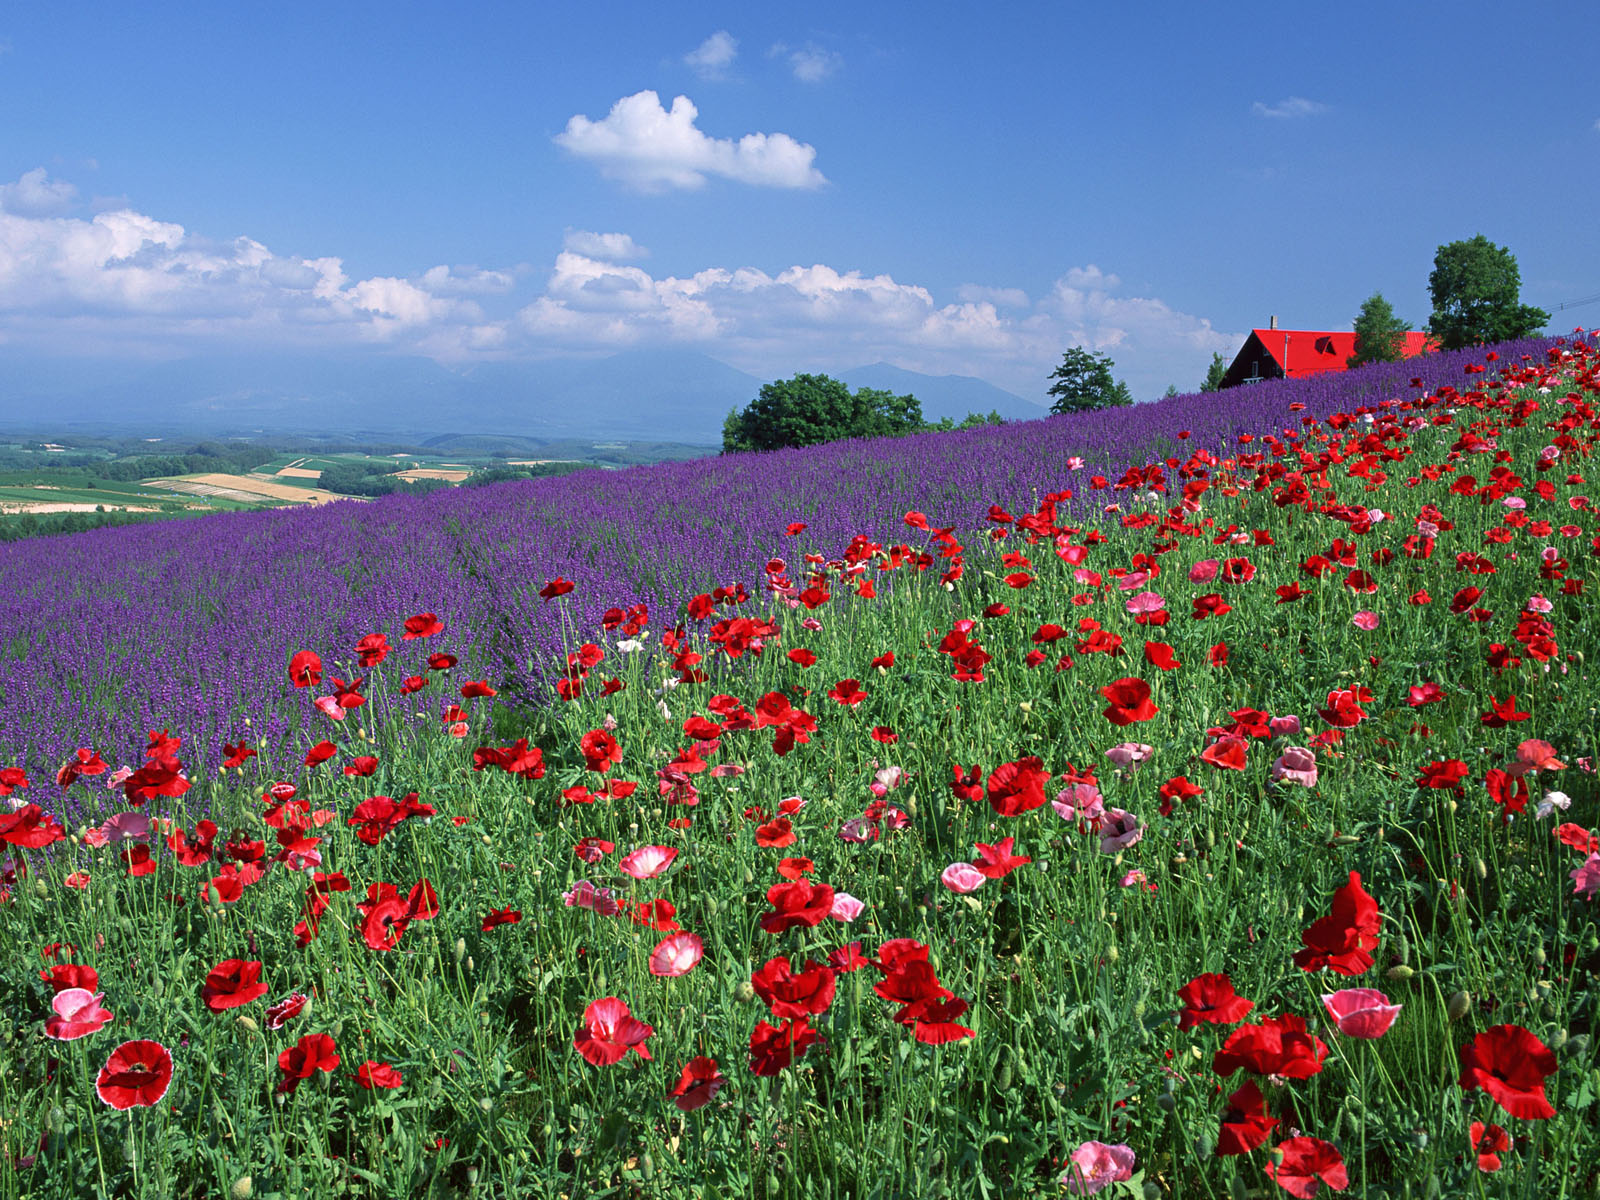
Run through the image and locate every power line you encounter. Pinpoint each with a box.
[1549,291,1600,312]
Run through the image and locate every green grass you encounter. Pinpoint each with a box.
[0,365,1597,1199]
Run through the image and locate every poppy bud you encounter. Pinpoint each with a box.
[1551,1027,1568,1051]
[1333,834,1360,846]
[1229,1174,1250,1200]
[1385,965,1415,981]
[993,1048,1013,1091]
[32,879,48,899]
[1156,1092,1176,1113]
[1534,945,1547,967]
[735,981,757,1003]
[1194,1133,1214,1158]
[1107,944,1119,963]
[1447,990,1472,1022]
[1474,857,1487,880]
[477,1097,493,1113]
[235,1014,258,1034]
[454,938,466,963]
[1423,1174,1440,1200]
[467,957,475,972]
[48,1106,64,1133]
[1394,934,1410,965]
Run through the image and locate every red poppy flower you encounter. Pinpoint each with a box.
[277,1033,340,1093]
[1,804,66,849]
[1293,871,1382,976]
[1458,1025,1558,1119]
[1101,678,1158,726]
[972,836,1031,879]
[748,1016,820,1076]
[827,678,868,706]
[539,577,576,601]
[1213,1013,1328,1080]
[40,963,98,994]
[96,1040,174,1109]
[756,817,796,848]
[1470,1121,1509,1172]
[44,988,114,1041]
[752,957,837,1019]
[1158,775,1204,816]
[265,992,308,1030]
[403,612,443,640]
[1201,736,1249,772]
[1177,973,1254,1031]
[871,725,898,743]
[56,748,108,787]
[122,761,190,806]
[760,880,836,934]
[1265,1137,1348,1198]
[986,756,1051,816]
[348,793,435,846]
[574,997,654,1066]
[221,741,257,769]
[669,1056,725,1111]
[1191,594,1232,619]
[1416,759,1470,791]
[1143,641,1182,671]
[343,755,379,777]
[1216,1080,1278,1156]
[573,836,614,863]
[950,764,986,803]
[202,959,269,1011]
[355,1061,404,1089]
[288,651,323,689]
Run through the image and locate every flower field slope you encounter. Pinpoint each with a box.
[1,332,1598,1198]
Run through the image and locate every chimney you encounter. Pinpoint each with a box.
[1269,315,1278,330]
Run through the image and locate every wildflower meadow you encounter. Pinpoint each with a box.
[2,334,1599,1198]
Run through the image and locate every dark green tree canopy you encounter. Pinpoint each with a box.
[1427,235,1549,350]
[1199,352,1228,393]
[722,374,925,453]
[1046,348,1134,415]
[1348,292,1412,367]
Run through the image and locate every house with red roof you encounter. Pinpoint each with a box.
[1219,321,1436,389]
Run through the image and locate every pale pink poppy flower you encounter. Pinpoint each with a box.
[105,765,134,790]
[64,871,91,889]
[940,863,987,894]
[1269,714,1302,737]
[1509,739,1566,778]
[1052,782,1104,825]
[1116,571,1149,592]
[1124,592,1165,615]
[1067,456,1085,470]
[44,988,114,1041]
[867,782,888,799]
[649,932,704,977]
[1189,559,1220,584]
[619,845,678,880]
[801,617,823,631]
[1272,746,1319,788]
[1527,594,1554,613]
[99,811,152,845]
[1571,853,1600,901]
[1351,611,1380,631]
[1103,743,1154,770]
[1061,1141,1136,1194]
[837,818,879,844]
[1098,809,1145,853]
[1073,568,1102,587]
[563,880,623,916]
[873,766,904,792]
[314,697,346,721]
[1416,519,1440,538]
[448,721,469,738]
[708,763,744,778]
[1502,496,1526,510]
[1118,869,1148,889]
[1536,790,1571,820]
[829,892,865,922]
[82,828,110,849]
[1321,988,1402,1038]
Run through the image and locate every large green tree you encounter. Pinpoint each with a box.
[1427,235,1549,350]
[1046,348,1134,415]
[721,374,924,453]
[1199,352,1229,393]
[1348,292,1412,366]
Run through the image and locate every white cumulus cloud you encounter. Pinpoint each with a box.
[0,167,79,216]
[957,284,1030,309]
[787,44,841,83]
[554,91,826,191]
[684,31,738,79]
[1252,97,1330,119]
[562,229,648,261]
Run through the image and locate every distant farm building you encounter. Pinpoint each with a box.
[1219,319,1436,389]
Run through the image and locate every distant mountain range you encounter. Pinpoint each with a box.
[0,349,1046,444]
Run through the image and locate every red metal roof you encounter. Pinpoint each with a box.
[1251,329,1436,378]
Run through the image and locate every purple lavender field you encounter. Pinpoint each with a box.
[0,335,1569,811]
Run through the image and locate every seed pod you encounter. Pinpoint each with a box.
[1385,965,1415,981]
[1474,857,1487,880]
[1534,944,1547,968]
[735,981,757,1003]
[993,1047,1013,1092]
[1447,991,1473,1022]
[1394,934,1410,966]
[230,1178,252,1200]
[235,1015,259,1035]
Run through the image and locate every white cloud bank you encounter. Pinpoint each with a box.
[554,91,826,191]
[1252,97,1330,119]
[0,168,1237,399]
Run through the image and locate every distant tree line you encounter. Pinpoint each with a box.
[721,373,1005,453]
[462,462,590,488]
[316,462,453,498]
[0,507,188,542]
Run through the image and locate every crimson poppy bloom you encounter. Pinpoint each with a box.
[265,992,308,1030]
[828,678,868,706]
[1213,1014,1328,1079]
[760,879,836,934]
[972,836,1031,879]
[202,959,269,1012]
[580,729,622,773]
[1,804,67,849]
[574,997,654,1066]
[1216,1080,1277,1156]
[669,1056,725,1111]
[1200,737,1248,772]
[277,1033,340,1094]
[1101,678,1158,726]
[481,907,522,932]
[402,612,443,639]
[1177,973,1254,1031]
[1294,871,1382,976]
[986,756,1050,816]
[354,633,389,667]
[342,755,379,777]
[539,576,576,601]
[1458,1025,1558,1119]
[96,1040,174,1109]
[1265,1137,1348,1198]
[752,956,837,1018]
[355,1061,404,1089]
[288,651,322,689]
[1470,1121,1509,1172]
[748,1016,819,1076]
[1143,641,1182,671]
[41,963,98,994]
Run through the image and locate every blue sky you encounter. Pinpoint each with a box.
[2,1,1596,405]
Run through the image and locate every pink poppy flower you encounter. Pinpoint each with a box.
[619,845,677,880]
[1118,868,1149,889]
[829,892,865,922]
[1061,1141,1136,1194]
[1103,743,1154,770]
[1272,746,1319,789]
[1124,591,1165,615]
[564,879,624,916]
[940,863,987,894]
[573,997,654,1066]
[1322,988,1402,1038]
[1053,787,1104,826]
[1572,852,1600,901]
[63,871,90,889]
[1189,559,1220,584]
[314,697,346,721]
[1269,714,1303,736]
[98,810,152,845]
[44,988,113,1040]
[265,992,308,1030]
[1098,809,1145,853]
[649,932,704,977]
[1351,611,1380,631]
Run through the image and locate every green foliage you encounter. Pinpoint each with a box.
[1200,351,1229,393]
[721,374,926,452]
[462,463,591,488]
[1427,234,1550,349]
[1046,348,1134,414]
[928,409,1007,432]
[1348,291,1412,366]
[318,462,452,498]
